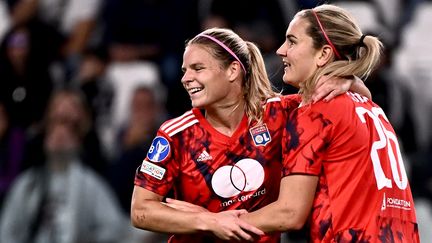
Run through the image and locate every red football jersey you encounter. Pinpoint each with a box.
[282,92,419,242]
[135,95,300,243]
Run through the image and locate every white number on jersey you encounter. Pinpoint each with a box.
[356,106,408,190]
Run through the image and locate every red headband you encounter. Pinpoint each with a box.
[311,10,342,60]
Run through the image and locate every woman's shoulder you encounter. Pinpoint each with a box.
[264,94,301,107]
[157,109,200,138]
[298,92,365,120]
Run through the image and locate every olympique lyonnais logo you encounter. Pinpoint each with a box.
[249,124,271,146]
[211,158,266,207]
[147,136,170,162]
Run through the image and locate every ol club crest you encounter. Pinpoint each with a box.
[249,124,271,146]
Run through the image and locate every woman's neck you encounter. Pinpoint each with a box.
[205,101,245,136]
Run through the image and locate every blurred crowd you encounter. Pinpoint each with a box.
[0,0,431,242]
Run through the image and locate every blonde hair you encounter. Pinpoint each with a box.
[295,4,383,102]
[187,27,278,124]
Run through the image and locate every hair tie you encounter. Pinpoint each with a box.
[359,34,368,47]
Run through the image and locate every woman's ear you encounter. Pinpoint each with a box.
[227,61,242,82]
[316,45,333,67]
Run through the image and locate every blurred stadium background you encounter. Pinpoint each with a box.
[0,0,431,242]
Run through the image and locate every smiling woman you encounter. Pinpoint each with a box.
[181,44,241,112]
[181,28,276,127]
[131,28,285,243]
[277,16,320,92]
[236,4,420,243]
[129,27,367,243]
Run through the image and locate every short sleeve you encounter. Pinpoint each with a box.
[282,104,334,177]
[134,130,179,196]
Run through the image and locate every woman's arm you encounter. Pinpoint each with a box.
[131,186,263,240]
[239,175,318,232]
[164,175,318,233]
[312,75,371,103]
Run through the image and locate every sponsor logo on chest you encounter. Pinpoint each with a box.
[211,158,266,207]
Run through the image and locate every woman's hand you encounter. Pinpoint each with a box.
[312,75,353,103]
[204,210,264,241]
[164,198,264,241]
[312,75,371,103]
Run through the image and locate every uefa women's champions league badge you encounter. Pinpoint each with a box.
[249,124,271,146]
[147,136,170,162]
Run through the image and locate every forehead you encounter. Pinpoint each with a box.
[286,16,310,37]
[183,44,215,65]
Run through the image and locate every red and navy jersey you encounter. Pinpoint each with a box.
[135,95,300,243]
[283,92,419,243]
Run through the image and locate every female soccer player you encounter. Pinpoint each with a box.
[131,27,371,243]
[236,4,420,242]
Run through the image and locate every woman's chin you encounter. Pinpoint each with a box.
[282,78,299,88]
[191,100,204,109]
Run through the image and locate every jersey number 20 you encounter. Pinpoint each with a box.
[356,106,408,190]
